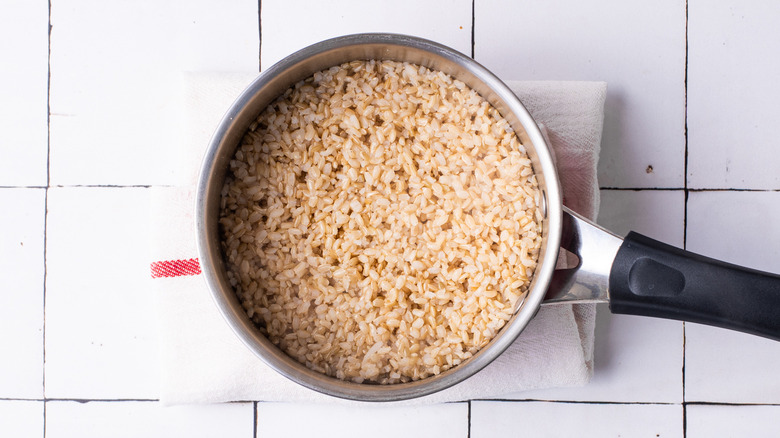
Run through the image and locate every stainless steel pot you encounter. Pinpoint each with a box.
[196,33,780,402]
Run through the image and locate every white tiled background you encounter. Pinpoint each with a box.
[3,0,780,436]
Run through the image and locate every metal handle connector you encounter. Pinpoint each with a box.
[542,207,623,305]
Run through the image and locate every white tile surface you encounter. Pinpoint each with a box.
[0,400,43,438]
[512,190,685,403]
[260,0,472,69]
[475,0,686,189]
[471,401,683,438]
[49,0,259,186]
[688,1,780,189]
[686,190,780,272]
[685,324,780,404]
[687,404,780,438]
[0,0,49,186]
[45,401,253,438]
[516,305,684,403]
[597,189,686,244]
[255,402,468,438]
[0,189,45,399]
[44,187,159,399]
[685,191,780,403]
[7,0,780,436]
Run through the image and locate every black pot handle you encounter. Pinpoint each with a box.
[609,232,780,341]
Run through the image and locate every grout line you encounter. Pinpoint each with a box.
[682,318,688,437]
[258,0,262,71]
[472,399,682,405]
[42,189,49,436]
[599,187,780,192]
[682,2,689,436]
[44,0,53,435]
[46,0,52,190]
[686,187,780,192]
[253,401,258,438]
[467,400,471,438]
[682,0,690,252]
[0,398,48,402]
[1,397,775,407]
[686,401,780,407]
[470,0,475,59]
[44,398,160,403]
[0,185,49,189]
[6,397,772,407]
[600,187,685,191]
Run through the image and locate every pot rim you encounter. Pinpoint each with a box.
[195,33,563,402]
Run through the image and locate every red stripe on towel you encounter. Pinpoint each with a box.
[151,258,202,278]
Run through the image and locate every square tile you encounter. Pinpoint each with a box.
[516,304,684,403]
[256,402,468,438]
[685,324,780,404]
[688,1,780,189]
[45,401,253,438]
[0,400,43,438]
[471,401,683,437]
[49,0,259,186]
[260,0,472,69]
[597,189,686,244]
[475,0,686,188]
[510,190,685,403]
[687,405,780,438]
[0,188,45,398]
[685,191,780,403]
[0,0,49,186]
[687,191,780,273]
[44,187,159,399]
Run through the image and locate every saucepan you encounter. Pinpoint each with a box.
[195,33,780,402]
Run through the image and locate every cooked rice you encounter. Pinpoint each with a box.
[219,60,543,384]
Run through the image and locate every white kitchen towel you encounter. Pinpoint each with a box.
[152,73,607,405]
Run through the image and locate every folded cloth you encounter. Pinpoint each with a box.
[152,73,607,405]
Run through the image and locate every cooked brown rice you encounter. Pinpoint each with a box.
[219,60,543,384]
